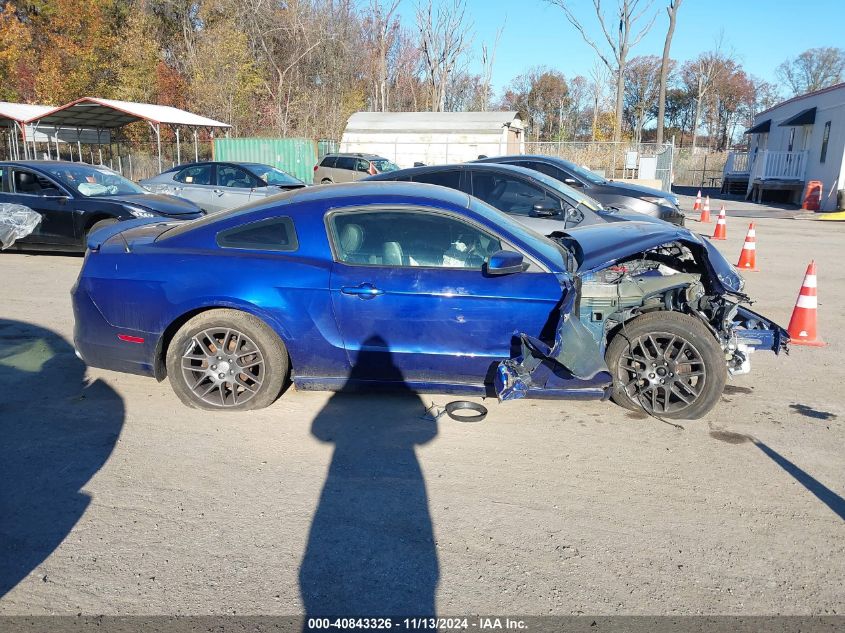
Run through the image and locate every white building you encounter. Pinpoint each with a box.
[339,111,524,168]
[723,82,845,211]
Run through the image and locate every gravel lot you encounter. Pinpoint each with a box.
[1,195,844,616]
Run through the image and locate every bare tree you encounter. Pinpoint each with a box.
[655,0,681,145]
[478,19,505,111]
[546,0,657,142]
[416,0,473,112]
[623,55,664,142]
[363,0,401,111]
[776,47,845,97]
[682,39,729,151]
[588,59,612,140]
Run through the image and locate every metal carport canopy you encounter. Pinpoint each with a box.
[26,97,231,171]
[0,102,53,159]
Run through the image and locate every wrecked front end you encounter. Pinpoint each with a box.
[496,222,789,402]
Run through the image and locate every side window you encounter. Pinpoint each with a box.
[355,158,371,172]
[217,165,260,188]
[320,156,338,168]
[412,170,461,190]
[174,164,213,185]
[330,210,502,269]
[12,169,63,196]
[216,217,298,252]
[471,172,556,216]
[336,157,357,171]
[521,161,570,182]
[0,167,6,192]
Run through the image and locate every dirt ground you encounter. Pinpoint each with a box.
[1,194,844,616]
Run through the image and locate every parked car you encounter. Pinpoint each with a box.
[141,161,306,214]
[473,155,685,225]
[363,163,648,233]
[313,153,399,184]
[0,161,203,252]
[72,182,787,419]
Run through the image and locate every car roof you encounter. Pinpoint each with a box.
[474,154,578,169]
[366,162,550,181]
[324,153,386,159]
[0,160,82,168]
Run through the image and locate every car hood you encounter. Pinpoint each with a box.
[108,193,202,215]
[558,221,744,296]
[603,180,671,200]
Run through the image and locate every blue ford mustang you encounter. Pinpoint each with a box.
[72,182,788,419]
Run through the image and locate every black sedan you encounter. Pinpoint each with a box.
[0,161,203,252]
[363,163,653,235]
[473,155,684,225]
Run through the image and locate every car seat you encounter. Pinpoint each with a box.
[15,172,41,195]
[339,223,365,262]
[382,241,403,266]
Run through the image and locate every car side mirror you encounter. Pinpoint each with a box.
[564,178,582,187]
[485,250,527,275]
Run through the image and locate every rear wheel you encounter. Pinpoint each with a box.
[605,311,726,420]
[165,309,288,411]
[321,178,332,184]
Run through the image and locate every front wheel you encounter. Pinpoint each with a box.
[166,309,288,411]
[605,311,726,420]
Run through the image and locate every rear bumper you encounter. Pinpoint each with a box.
[72,279,158,377]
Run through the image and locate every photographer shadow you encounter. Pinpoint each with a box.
[299,335,439,617]
[0,319,124,598]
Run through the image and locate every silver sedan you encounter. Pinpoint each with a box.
[141,162,306,213]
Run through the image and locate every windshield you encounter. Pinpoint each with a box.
[565,162,608,185]
[42,164,146,197]
[245,165,303,186]
[372,159,400,173]
[527,170,604,211]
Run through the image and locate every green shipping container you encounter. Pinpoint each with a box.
[213,137,318,183]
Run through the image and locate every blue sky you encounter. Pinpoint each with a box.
[397,0,845,94]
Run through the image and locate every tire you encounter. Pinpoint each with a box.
[165,309,288,411]
[321,178,332,184]
[605,311,726,420]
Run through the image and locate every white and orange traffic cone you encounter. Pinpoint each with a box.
[699,196,711,223]
[711,206,726,240]
[736,222,758,271]
[693,190,702,212]
[787,261,826,347]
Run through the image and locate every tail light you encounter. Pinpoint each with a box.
[313,165,319,171]
[368,162,377,176]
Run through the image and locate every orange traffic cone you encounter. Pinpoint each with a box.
[699,196,711,223]
[693,190,702,211]
[711,206,726,240]
[736,223,758,271]
[787,261,826,346]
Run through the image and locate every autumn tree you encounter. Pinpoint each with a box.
[502,67,570,141]
[547,0,657,142]
[776,47,845,97]
[0,1,32,102]
[623,54,665,142]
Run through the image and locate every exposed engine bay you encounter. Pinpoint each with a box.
[496,234,789,403]
[579,242,760,376]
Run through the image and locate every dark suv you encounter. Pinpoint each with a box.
[313,153,400,184]
[474,155,684,225]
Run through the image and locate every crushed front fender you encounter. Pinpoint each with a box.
[495,280,609,401]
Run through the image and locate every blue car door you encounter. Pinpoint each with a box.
[326,207,563,384]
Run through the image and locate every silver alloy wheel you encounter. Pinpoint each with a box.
[180,327,265,407]
[617,331,706,415]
